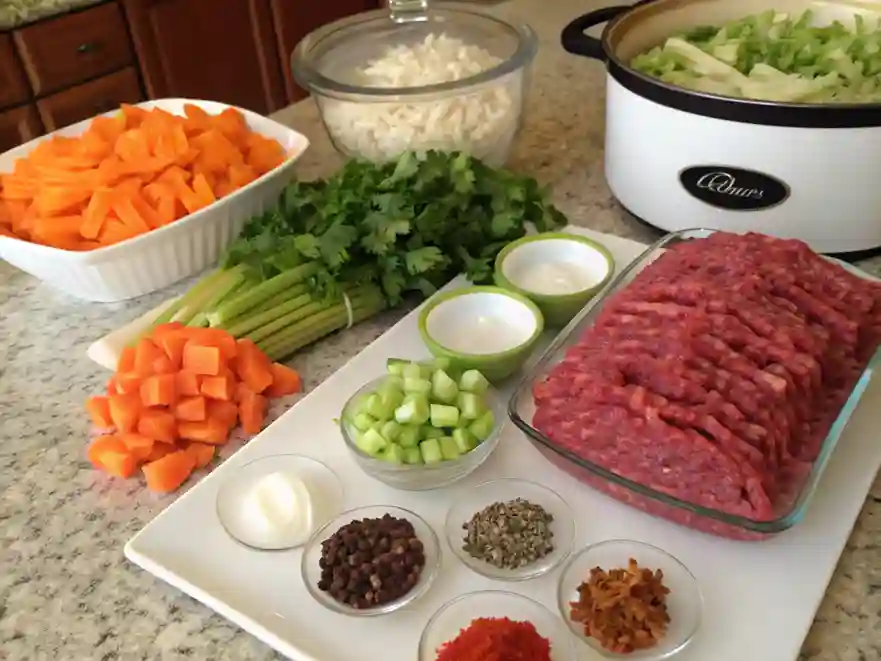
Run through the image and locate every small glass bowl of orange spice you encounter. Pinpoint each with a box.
[419,591,576,661]
[556,540,703,660]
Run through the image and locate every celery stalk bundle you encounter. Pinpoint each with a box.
[145,151,567,360]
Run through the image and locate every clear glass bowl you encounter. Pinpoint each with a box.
[557,540,702,660]
[445,478,575,581]
[419,590,577,661]
[290,3,537,166]
[301,505,441,617]
[340,376,504,491]
[508,228,881,540]
[215,454,343,551]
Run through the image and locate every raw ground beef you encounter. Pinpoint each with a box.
[532,232,881,535]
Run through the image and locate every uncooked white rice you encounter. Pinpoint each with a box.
[319,33,521,165]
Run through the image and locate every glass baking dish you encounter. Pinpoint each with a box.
[508,228,881,541]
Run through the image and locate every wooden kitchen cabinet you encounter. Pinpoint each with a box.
[0,105,43,152]
[0,34,31,109]
[37,66,143,132]
[13,3,134,96]
[270,0,381,102]
[122,0,286,114]
[0,0,380,149]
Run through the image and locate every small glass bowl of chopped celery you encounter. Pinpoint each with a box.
[339,359,505,491]
[445,478,575,582]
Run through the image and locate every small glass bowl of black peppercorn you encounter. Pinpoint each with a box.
[445,478,576,582]
[301,504,441,616]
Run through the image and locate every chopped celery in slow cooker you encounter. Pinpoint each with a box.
[630,9,881,103]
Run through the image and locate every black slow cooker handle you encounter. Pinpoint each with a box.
[560,6,630,60]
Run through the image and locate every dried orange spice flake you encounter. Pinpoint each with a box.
[569,557,671,654]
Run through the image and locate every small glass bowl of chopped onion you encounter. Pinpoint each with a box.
[291,3,537,167]
[557,540,703,660]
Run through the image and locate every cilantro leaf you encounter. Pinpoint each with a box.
[405,246,449,275]
[361,213,411,255]
[218,150,568,310]
[293,233,321,259]
[319,222,358,269]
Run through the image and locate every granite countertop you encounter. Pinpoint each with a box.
[2,0,880,659]
[0,0,104,29]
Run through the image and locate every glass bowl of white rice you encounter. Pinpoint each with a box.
[291,2,537,167]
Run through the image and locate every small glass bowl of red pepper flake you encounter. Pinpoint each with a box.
[419,590,577,661]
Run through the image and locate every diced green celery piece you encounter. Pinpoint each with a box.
[469,410,495,441]
[379,387,405,412]
[431,369,459,404]
[356,428,388,456]
[453,428,479,453]
[349,393,369,413]
[402,363,423,380]
[386,358,409,376]
[403,447,423,464]
[365,393,394,420]
[422,425,445,439]
[430,403,459,428]
[382,443,405,464]
[439,436,461,461]
[395,396,430,425]
[420,438,443,464]
[457,392,486,420]
[352,412,376,432]
[403,377,432,396]
[459,369,490,395]
[379,376,404,395]
[430,357,452,372]
[381,420,402,442]
[397,424,422,448]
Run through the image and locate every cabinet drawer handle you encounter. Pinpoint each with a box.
[77,42,98,54]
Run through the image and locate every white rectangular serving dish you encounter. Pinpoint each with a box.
[125,228,881,661]
[0,98,310,303]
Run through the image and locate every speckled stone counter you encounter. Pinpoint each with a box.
[0,0,104,29]
[2,1,880,659]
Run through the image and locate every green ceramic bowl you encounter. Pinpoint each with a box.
[417,286,544,383]
[494,232,615,327]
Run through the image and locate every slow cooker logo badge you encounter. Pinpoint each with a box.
[697,172,763,200]
[679,165,790,212]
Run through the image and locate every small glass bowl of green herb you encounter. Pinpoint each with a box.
[339,359,505,491]
[445,477,575,581]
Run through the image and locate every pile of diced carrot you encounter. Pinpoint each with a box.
[85,322,302,494]
[0,103,288,251]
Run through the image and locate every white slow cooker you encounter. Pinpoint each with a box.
[562,0,881,254]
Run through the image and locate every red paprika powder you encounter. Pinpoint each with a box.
[435,616,553,661]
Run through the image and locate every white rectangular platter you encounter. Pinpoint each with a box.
[125,227,881,661]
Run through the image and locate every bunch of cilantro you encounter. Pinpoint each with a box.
[223,150,567,306]
[146,151,568,361]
